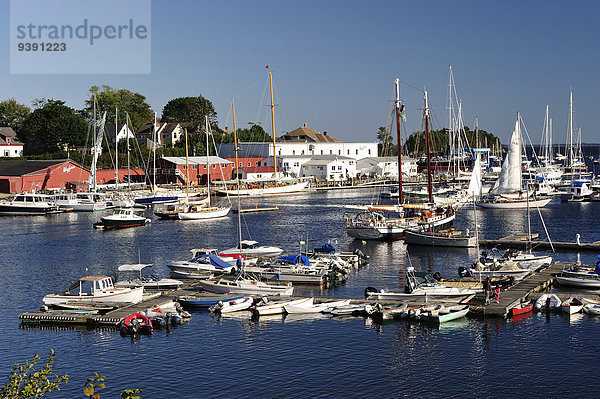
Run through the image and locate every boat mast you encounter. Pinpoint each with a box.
[232,99,243,246]
[153,112,157,189]
[394,78,404,205]
[269,71,278,186]
[205,116,211,205]
[115,107,119,190]
[91,95,97,192]
[424,90,433,204]
[447,65,454,175]
[126,112,131,192]
[566,89,574,170]
[184,126,189,205]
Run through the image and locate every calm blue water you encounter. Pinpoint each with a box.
[1,189,599,398]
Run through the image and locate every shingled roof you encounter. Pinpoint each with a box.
[278,124,341,143]
[0,127,22,145]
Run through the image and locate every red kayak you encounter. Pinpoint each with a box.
[511,301,534,317]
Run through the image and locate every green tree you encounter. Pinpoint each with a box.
[161,96,217,131]
[376,126,395,157]
[84,85,154,132]
[19,100,88,155]
[0,350,69,398]
[0,99,31,133]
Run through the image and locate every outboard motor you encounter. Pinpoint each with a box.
[364,286,378,299]
[432,271,443,281]
[458,266,467,278]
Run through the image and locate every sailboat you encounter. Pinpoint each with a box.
[346,83,455,240]
[196,100,293,296]
[477,114,553,209]
[178,116,231,220]
[216,70,308,197]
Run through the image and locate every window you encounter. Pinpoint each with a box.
[292,150,295,155]
[248,162,251,167]
[294,162,299,167]
[368,149,371,155]
[320,150,323,155]
[212,164,216,169]
[255,162,259,166]
[302,150,305,155]
[338,165,342,170]
[338,150,341,155]
[330,150,332,154]
[355,149,358,155]
[239,162,242,167]
[349,161,354,165]
[347,150,349,155]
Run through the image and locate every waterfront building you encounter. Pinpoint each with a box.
[157,156,233,185]
[357,156,419,179]
[0,159,88,193]
[0,127,24,157]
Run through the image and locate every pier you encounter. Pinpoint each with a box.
[479,233,600,252]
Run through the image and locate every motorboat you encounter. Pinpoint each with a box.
[196,275,293,296]
[284,299,352,314]
[114,263,184,290]
[42,275,144,306]
[364,267,476,303]
[96,207,150,229]
[555,275,600,288]
[419,304,470,324]
[167,253,238,275]
[221,240,283,258]
[0,193,60,215]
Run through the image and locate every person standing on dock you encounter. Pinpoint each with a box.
[494,286,501,303]
[484,277,492,305]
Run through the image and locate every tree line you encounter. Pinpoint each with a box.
[0,87,271,168]
[377,125,502,157]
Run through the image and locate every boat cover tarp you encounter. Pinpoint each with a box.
[278,255,310,266]
[197,254,233,269]
[314,243,335,254]
[118,263,152,272]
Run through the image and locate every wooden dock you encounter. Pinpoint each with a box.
[479,233,600,252]
[472,261,600,318]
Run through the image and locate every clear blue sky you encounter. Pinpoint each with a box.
[1,0,599,145]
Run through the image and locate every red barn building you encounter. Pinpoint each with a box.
[157,156,234,185]
[225,157,267,179]
[0,159,90,193]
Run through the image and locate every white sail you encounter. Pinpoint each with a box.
[490,118,522,194]
[467,153,482,198]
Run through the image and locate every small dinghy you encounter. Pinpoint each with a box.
[561,297,584,315]
[583,303,600,316]
[534,293,562,311]
[209,296,254,314]
[119,313,153,336]
[329,304,367,316]
[252,297,313,317]
[285,299,352,314]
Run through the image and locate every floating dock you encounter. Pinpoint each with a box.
[479,233,600,252]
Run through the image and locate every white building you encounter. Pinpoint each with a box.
[0,127,24,157]
[104,124,136,144]
[136,121,195,147]
[300,156,357,182]
[238,166,284,181]
[217,124,378,161]
[357,156,418,178]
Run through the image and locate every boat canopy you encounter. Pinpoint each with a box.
[278,255,310,266]
[118,263,152,272]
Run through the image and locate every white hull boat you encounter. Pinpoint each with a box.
[555,275,600,288]
[254,297,313,316]
[177,205,231,220]
[221,240,283,258]
[534,293,562,310]
[43,275,143,306]
[561,297,584,314]
[209,296,254,314]
[196,277,293,296]
[284,299,352,314]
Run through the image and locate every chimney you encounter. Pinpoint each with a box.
[303,123,307,128]
[323,131,328,136]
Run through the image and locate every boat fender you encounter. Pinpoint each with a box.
[364,286,378,299]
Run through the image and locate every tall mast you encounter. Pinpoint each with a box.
[115,107,118,190]
[566,89,574,169]
[232,100,242,246]
[269,71,278,185]
[205,116,211,203]
[126,112,131,192]
[153,112,157,189]
[424,90,433,204]
[394,78,404,205]
[447,65,454,175]
[184,126,189,204]
[475,116,479,150]
[91,95,97,192]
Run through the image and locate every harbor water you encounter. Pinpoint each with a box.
[1,188,599,398]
